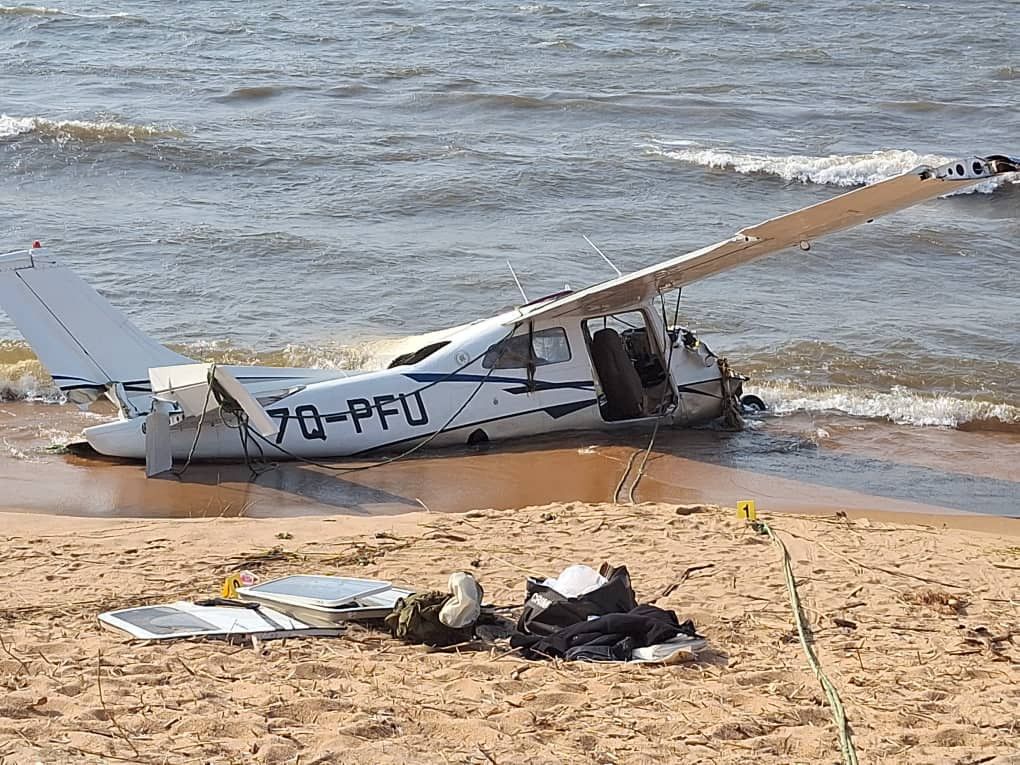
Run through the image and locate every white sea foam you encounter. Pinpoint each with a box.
[645,144,1017,194]
[515,3,562,14]
[0,5,65,15]
[0,364,61,403]
[0,115,36,138]
[0,113,181,143]
[0,5,141,19]
[0,330,462,403]
[747,380,1020,429]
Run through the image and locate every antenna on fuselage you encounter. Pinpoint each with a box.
[506,260,529,303]
[582,234,622,277]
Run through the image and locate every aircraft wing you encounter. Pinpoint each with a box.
[512,154,1018,323]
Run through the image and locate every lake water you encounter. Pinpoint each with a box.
[1,0,1017,516]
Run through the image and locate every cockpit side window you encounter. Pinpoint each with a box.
[482,327,571,369]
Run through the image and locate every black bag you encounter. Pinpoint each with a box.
[516,564,638,636]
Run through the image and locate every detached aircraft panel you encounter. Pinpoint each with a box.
[514,154,1019,323]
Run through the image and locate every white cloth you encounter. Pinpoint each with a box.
[540,564,607,599]
[630,636,707,664]
[439,572,482,628]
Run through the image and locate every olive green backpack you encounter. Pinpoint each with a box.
[384,591,476,647]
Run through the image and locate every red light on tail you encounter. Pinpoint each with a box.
[32,241,42,249]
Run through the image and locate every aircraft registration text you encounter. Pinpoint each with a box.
[267,391,429,443]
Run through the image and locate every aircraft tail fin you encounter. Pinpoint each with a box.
[0,247,192,403]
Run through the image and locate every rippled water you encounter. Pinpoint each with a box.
[1,0,1018,436]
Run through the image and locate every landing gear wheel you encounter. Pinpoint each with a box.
[740,394,767,412]
[467,428,489,447]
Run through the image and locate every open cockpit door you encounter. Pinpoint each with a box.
[582,310,675,422]
[143,363,278,476]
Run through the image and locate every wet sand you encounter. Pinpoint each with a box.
[2,400,1019,530]
[1,501,1018,764]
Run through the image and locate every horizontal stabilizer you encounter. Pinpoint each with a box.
[149,363,279,438]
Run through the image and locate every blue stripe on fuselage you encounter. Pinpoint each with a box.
[402,372,594,392]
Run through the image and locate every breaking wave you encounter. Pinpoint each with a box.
[0,114,182,143]
[0,358,60,402]
[0,5,64,15]
[217,85,283,101]
[0,331,457,402]
[175,334,440,373]
[644,144,1018,193]
[0,5,144,20]
[515,3,566,14]
[748,380,1020,432]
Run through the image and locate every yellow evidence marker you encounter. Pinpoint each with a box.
[736,499,758,521]
[221,574,243,598]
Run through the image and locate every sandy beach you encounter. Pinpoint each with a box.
[3,1,1018,763]
[1,501,1017,764]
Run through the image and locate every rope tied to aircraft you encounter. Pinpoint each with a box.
[717,357,745,431]
[178,323,526,479]
[753,517,860,765]
[615,288,749,504]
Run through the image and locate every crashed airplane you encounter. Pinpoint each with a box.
[1,153,1016,476]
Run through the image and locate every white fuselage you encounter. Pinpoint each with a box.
[83,302,728,461]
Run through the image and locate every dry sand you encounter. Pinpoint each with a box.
[1,502,1018,764]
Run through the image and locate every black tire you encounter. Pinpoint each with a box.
[467,428,489,446]
[741,394,767,412]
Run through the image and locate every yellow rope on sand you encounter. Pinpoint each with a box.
[753,518,859,765]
